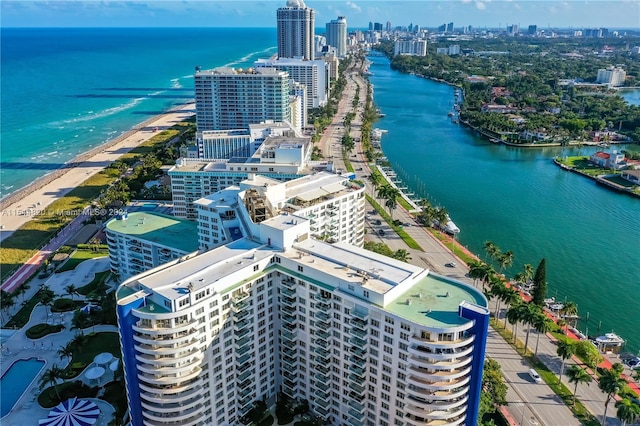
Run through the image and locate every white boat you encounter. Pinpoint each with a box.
[594,333,625,353]
[436,215,459,235]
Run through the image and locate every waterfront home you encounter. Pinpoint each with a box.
[589,150,626,170]
[481,104,517,114]
[621,169,640,185]
[521,129,550,142]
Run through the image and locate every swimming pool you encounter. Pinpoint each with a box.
[1,358,45,418]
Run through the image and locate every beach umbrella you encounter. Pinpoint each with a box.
[39,397,100,426]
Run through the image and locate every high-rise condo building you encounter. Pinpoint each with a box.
[326,16,347,58]
[254,58,329,109]
[194,67,291,131]
[394,39,428,57]
[116,213,490,426]
[597,66,627,86]
[169,135,321,220]
[105,212,199,279]
[277,0,315,60]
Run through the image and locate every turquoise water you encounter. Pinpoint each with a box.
[367,54,640,354]
[620,88,640,106]
[0,358,45,417]
[0,28,277,198]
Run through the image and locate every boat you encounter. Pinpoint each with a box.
[594,332,625,353]
[436,215,460,235]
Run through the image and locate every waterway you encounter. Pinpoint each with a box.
[367,54,640,354]
[620,88,640,106]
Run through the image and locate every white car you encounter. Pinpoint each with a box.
[529,368,542,383]
[445,262,457,268]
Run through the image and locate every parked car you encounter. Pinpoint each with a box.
[378,229,385,236]
[445,262,457,268]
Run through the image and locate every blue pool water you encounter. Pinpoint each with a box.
[0,358,45,418]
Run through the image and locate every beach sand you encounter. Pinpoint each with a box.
[0,102,195,243]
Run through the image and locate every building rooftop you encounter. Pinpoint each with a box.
[385,274,487,328]
[106,212,199,253]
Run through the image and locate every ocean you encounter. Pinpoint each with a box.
[0,27,277,197]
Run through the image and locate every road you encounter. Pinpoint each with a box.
[324,54,582,426]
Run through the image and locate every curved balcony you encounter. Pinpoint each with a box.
[140,385,202,405]
[410,334,475,350]
[408,345,474,363]
[405,395,468,415]
[141,404,204,425]
[135,349,201,366]
[407,374,471,392]
[140,394,201,414]
[137,358,202,376]
[404,412,466,426]
[138,376,202,396]
[407,366,472,382]
[406,383,470,406]
[135,338,200,356]
[138,367,202,387]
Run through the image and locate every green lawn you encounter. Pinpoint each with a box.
[64,332,121,378]
[56,249,108,273]
[78,270,111,296]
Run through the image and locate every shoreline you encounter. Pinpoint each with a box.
[0,101,194,211]
[0,101,195,243]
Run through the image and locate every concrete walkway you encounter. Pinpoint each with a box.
[0,257,118,426]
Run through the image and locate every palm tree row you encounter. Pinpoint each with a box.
[376,184,400,219]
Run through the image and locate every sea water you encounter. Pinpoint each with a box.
[0,27,277,197]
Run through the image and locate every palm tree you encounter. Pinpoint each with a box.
[40,364,64,401]
[566,365,592,407]
[393,249,411,262]
[0,290,14,322]
[506,302,524,343]
[71,310,91,335]
[483,241,501,262]
[615,398,640,426]
[556,339,575,383]
[600,363,628,426]
[57,342,74,366]
[502,287,521,330]
[561,301,578,327]
[532,313,553,356]
[490,280,507,322]
[468,261,486,288]
[498,250,514,274]
[65,284,79,301]
[523,263,534,282]
[522,303,541,354]
[383,187,400,219]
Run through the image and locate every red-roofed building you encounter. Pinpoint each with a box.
[589,150,626,169]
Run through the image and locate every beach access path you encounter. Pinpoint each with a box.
[0,102,195,244]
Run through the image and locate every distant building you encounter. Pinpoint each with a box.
[507,24,519,36]
[394,39,428,56]
[446,22,454,32]
[194,67,291,131]
[169,135,319,219]
[597,66,626,86]
[254,57,329,109]
[277,0,316,60]
[105,212,199,279]
[373,22,383,31]
[196,122,298,160]
[195,171,365,250]
[528,25,537,35]
[438,23,446,32]
[386,21,391,32]
[436,45,460,56]
[325,16,347,57]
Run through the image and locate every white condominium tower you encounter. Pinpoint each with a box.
[117,217,490,426]
[254,58,329,109]
[326,16,348,58]
[195,67,291,131]
[277,0,315,60]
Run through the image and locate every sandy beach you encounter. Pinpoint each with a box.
[0,102,195,243]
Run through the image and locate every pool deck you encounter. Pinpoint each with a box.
[0,257,118,426]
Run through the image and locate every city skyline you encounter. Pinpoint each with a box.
[2,0,639,30]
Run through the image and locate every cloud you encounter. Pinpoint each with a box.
[475,1,486,10]
[346,1,361,13]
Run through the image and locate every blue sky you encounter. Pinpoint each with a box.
[2,1,638,29]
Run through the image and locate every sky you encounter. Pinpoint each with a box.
[1,0,639,29]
